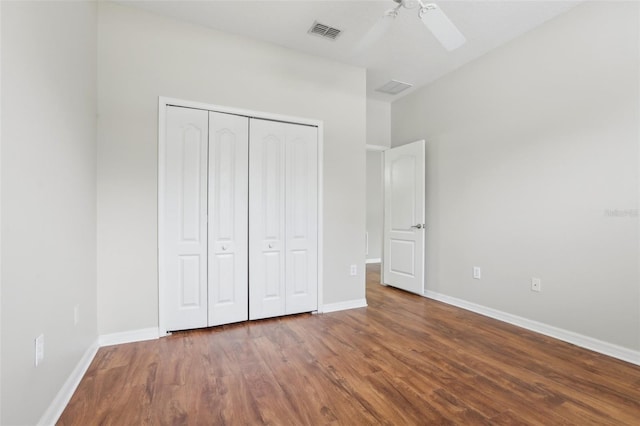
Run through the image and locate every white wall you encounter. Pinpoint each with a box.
[367,99,391,148]
[1,2,98,424]
[0,2,4,423]
[392,1,639,351]
[97,2,367,334]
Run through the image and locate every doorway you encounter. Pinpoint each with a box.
[366,147,385,264]
[366,140,426,295]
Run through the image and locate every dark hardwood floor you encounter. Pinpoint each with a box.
[59,264,640,425]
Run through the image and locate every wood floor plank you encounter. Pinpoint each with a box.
[58,264,640,425]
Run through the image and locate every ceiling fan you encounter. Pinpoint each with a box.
[355,0,466,53]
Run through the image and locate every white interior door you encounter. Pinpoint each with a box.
[249,119,318,320]
[383,140,425,295]
[164,106,209,330]
[207,112,249,326]
[249,119,286,319]
[284,123,318,315]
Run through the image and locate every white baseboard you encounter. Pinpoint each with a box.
[424,290,640,366]
[322,298,368,313]
[38,339,99,426]
[366,258,381,264]
[40,328,161,424]
[98,327,160,347]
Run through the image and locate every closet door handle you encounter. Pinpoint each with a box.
[411,224,424,229]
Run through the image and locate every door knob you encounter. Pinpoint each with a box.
[411,224,424,229]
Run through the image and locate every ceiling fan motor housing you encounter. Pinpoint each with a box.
[395,0,420,8]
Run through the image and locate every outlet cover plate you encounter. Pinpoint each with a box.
[531,277,542,292]
[35,334,44,366]
[473,267,481,279]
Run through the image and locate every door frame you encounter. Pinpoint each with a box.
[365,144,386,265]
[157,96,324,335]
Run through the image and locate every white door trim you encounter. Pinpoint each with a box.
[365,144,388,152]
[158,96,324,334]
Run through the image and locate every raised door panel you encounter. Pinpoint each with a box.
[208,112,249,326]
[387,155,417,278]
[285,125,318,315]
[249,119,286,320]
[164,106,209,331]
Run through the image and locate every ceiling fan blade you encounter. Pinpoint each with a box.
[419,3,466,51]
[353,11,396,55]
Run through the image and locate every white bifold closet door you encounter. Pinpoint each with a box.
[249,119,318,320]
[207,111,249,326]
[164,107,249,331]
[165,107,210,331]
[164,106,318,331]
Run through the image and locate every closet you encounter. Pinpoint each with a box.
[161,105,318,332]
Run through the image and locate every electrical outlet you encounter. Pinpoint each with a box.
[35,334,44,367]
[350,264,357,276]
[531,277,542,292]
[473,266,481,280]
[74,304,80,326]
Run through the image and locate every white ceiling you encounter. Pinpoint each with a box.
[121,0,581,102]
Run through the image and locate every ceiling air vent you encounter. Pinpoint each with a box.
[376,80,413,95]
[308,21,342,40]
